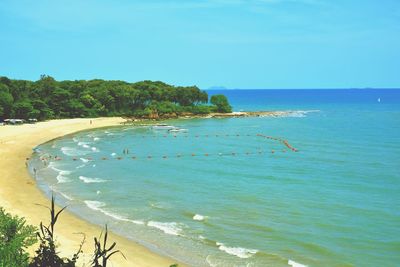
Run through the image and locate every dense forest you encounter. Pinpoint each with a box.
[0,75,232,121]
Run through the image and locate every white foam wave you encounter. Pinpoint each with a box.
[49,186,73,201]
[58,191,73,200]
[72,137,79,142]
[80,157,89,163]
[56,173,71,183]
[216,242,258,259]
[147,221,183,236]
[193,214,206,221]
[61,147,88,156]
[284,110,320,118]
[82,144,91,149]
[84,201,144,224]
[84,200,106,211]
[91,147,98,152]
[93,137,100,141]
[79,176,107,183]
[288,260,308,267]
[48,162,72,183]
[111,152,117,157]
[78,141,90,147]
[76,164,86,169]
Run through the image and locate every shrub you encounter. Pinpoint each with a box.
[92,225,125,267]
[29,195,84,267]
[0,207,37,267]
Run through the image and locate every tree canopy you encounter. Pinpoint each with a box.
[0,75,232,120]
[210,94,232,113]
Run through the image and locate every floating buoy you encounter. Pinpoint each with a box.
[271,150,275,154]
[117,157,122,160]
[101,157,107,160]
[132,156,136,159]
[163,156,167,159]
[205,153,209,156]
[147,156,152,159]
[191,153,196,156]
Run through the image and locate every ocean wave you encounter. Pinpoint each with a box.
[80,157,90,163]
[50,186,74,201]
[48,162,72,183]
[193,214,207,221]
[288,260,308,267]
[147,221,183,236]
[216,242,258,259]
[79,176,107,183]
[76,164,86,169]
[84,200,144,224]
[91,147,99,152]
[56,173,71,183]
[93,137,100,141]
[72,137,79,142]
[283,110,320,118]
[84,200,106,210]
[61,147,88,156]
[78,141,90,147]
[111,152,117,157]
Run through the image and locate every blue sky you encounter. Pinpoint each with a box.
[0,0,399,89]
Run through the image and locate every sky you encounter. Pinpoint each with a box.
[0,0,399,89]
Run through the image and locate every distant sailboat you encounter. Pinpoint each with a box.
[377,98,381,103]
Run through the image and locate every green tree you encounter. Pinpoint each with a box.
[210,94,232,113]
[12,101,34,119]
[0,207,37,267]
[0,84,14,119]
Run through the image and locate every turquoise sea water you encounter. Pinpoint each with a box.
[30,89,400,266]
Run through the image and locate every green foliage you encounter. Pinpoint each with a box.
[0,207,37,267]
[92,225,125,267]
[0,75,232,120]
[210,94,232,113]
[29,195,83,267]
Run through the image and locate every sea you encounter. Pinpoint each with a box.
[29,89,400,267]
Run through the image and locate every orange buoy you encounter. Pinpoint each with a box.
[191,153,196,156]
[205,153,209,156]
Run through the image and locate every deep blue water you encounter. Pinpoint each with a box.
[31,89,400,267]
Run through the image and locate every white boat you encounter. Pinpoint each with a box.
[168,128,188,133]
[151,124,177,130]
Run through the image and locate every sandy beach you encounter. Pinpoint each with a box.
[0,117,182,267]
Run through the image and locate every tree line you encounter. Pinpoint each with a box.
[0,75,232,121]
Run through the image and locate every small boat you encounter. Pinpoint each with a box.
[168,128,188,133]
[151,124,177,130]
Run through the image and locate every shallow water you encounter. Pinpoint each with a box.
[30,89,400,266]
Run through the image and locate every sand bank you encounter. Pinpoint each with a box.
[0,117,182,267]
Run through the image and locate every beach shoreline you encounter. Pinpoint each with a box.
[0,117,182,267]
